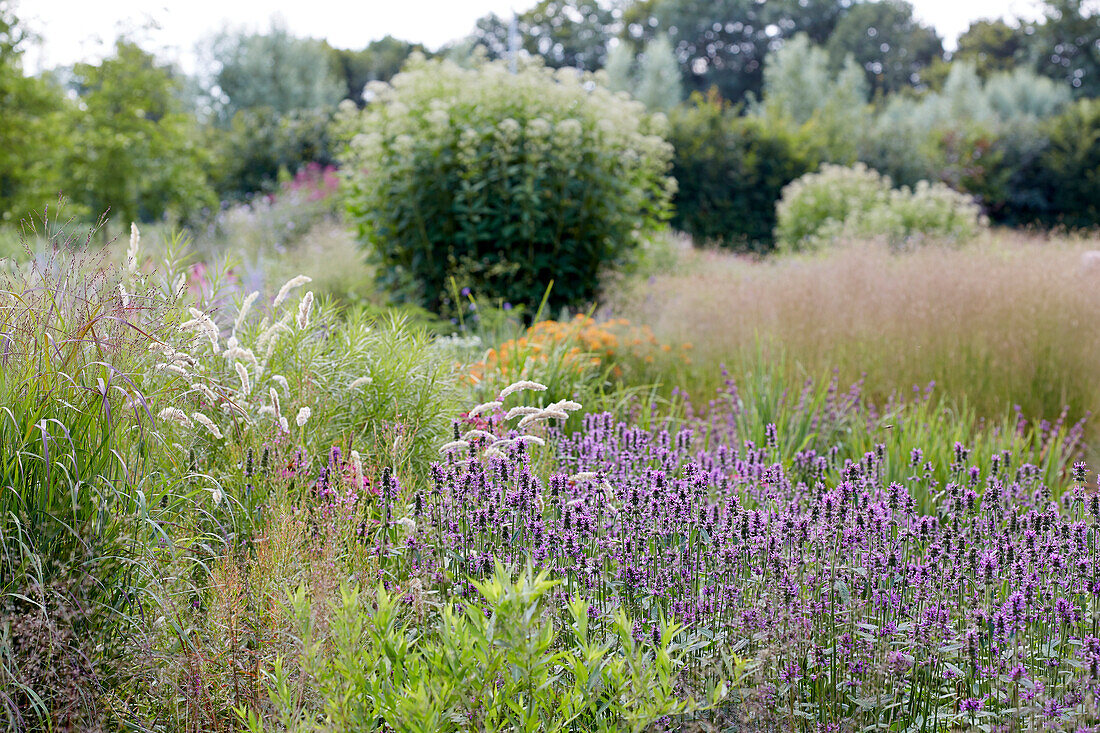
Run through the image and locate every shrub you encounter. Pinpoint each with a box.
[258,564,720,732]
[774,163,891,249]
[775,163,983,251]
[1030,98,1100,229]
[668,94,816,252]
[337,56,674,315]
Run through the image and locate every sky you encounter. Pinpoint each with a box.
[20,0,1046,74]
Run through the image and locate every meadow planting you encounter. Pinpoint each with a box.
[4,4,1100,729]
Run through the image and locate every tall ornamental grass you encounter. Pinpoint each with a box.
[611,233,1100,439]
[0,228,191,730]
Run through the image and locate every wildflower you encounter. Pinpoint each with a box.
[234,291,259,333]
[468,400,502,417]
[273,275,312,308]
[295,407,311,427]
[297,291,314,329]
[157,407,192,428]
[499,380,547,399]
[191,412,223,440]
[126,223,140,274]
[235,361,251,395]
[439,440,470,453]
[349,376,373,389]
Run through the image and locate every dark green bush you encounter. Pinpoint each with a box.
[337,56,673,315]
[668,94,815,252]
[212,106,337,201]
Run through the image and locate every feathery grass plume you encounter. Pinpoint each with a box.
[499,380,548,399]
[192,412,223,440]
[257,319,289,352]
[349,376,373,389]
[468,400,502,417]
[272,375,289,395]
[234,361,250,395]
[173,273,187,297]
[548,399,582,412]
[126,222,140,274]
[461,429,495,442]
[279,415,289,433]
[154,362,190,377]
[210,486,224,505]
[270,387,282,419]
[233,290,259,333]
[490,438,515,449]
[439,439,470,453]
[190,383,219,404]
[295,407,311,427]
[184,307,220,353]
[273,275,312,309]
[505,406,542,420]
[157,407,192,428]
[297,291,314,329]
[515,434,546,446]
[119,284,129,308]
[350,450,364,488]
[571,471,599,481]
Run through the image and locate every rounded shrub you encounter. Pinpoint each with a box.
[337,56,674,314]
[776,163,984,251]
[774,163,891,250]
[668,93,815,252]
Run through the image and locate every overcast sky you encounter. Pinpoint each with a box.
[20,0,1046,74]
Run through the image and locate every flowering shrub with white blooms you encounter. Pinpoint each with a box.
[336,55,675,314]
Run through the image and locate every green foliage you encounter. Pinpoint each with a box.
[953,19,1032,79]
[668,94,816,251]
[65,41,215,229]
[1029,98,1100,227]
[212,106,336,200]
[468,0,616,71]
[338,56,674,314]
[207,21,344,123]
[775,163,983,250]
[326,35,426,104]
[260,564,719,732]
[756,33,870,163]
[0,6,68,224]
[633,35,682,110]
[824,0,944,97]
[623,0,849,104]
[1031,0,1100,96]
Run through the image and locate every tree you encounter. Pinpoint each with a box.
[825,0,944,97]
[622,0,854,104]
[635,35,683,108]
[1030,0,1100,96]
[327,36,427,105]
[953,19,1032,79]
[65,41,215,228]
[0,4,69,223]
[207,21,344,122]
[758,33,869,162]
[468,0,618,71]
